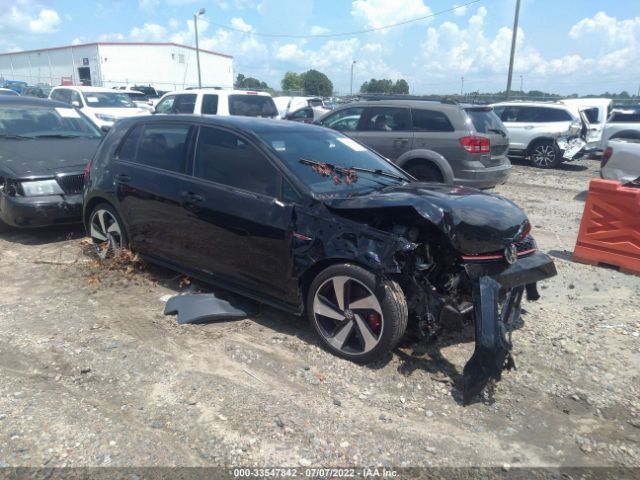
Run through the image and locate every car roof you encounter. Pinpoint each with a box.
[116,113,328,134]
[163,89,272,97]
[52,86,119,93]
[0,95,77,108]
[490,101,570,109]
[332,99,461,110]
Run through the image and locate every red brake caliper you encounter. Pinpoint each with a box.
[366,313,382,333]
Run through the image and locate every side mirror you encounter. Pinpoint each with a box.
[101,125,111,133]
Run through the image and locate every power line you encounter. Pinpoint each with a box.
[207,0,483,39]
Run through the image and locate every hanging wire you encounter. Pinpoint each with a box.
[207,0,483,39]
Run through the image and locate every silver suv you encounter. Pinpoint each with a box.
[317,100,511,188]
[491,102,582,168]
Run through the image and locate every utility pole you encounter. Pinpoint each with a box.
[460,76,464,96]
[350,60,356,96]
[505,0,521,99]
[194,8,205,89]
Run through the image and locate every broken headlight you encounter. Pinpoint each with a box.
[20,179,64,196]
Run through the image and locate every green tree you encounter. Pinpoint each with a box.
[235,73,269,90]
[360,78,409,94]
[300,69,333,96]
[281,71,303,92]
[392,79,409,94]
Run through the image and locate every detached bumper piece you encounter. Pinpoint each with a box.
[163,293,258,324]
[462,252,557,404]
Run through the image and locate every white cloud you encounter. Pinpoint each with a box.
[230,17,253,32]
[351,0,431,30]
[0,6,61,34]
[569,11,640,45]
[130,23,168,42]
[98,32,126,41]
[310,25,330,35]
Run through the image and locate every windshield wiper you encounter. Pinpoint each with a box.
[30,134,87,139]
[299,158,407,184]
[0,134,33,140]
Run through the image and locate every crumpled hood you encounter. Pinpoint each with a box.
[323,182,529,254]
[0,138,101,179]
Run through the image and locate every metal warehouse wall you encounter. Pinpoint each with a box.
[98,44,233,91]
[0,44,98,86]
[0,43,233,92]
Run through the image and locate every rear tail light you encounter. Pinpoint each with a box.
[459,135,490,154]
[84,161,91,183]
[601,147,613,168]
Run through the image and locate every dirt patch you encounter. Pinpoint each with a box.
[0,158,639,468]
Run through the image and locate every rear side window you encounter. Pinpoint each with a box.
[466,109,506,134]
[116,125,144,161]
[411,109,454,132]
[202,94,219,114]
[320,107,364,132]
[539,108,573,122]
[609,112,640,123]
[194,126,279,196]
[359,107,411,132]
[155,94,196,114]
[123,124,191,173]
[228,95,278,118]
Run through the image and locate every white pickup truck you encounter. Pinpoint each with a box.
[600,109,640,149]
[601,138,640,184]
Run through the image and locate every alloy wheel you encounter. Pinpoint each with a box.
[312,275,384,356]
[531,144,557,167]
[89,208,124,259]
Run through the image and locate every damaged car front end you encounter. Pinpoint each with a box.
[308,182,556,403]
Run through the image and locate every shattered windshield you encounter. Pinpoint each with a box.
[258,129,409,195]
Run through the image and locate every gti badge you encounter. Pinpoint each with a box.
[504,244,518,264]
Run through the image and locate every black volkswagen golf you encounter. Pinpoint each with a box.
[84,115,556,402]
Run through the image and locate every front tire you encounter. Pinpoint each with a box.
[306,264,408,364]
[529,140,562,168]
[88,203,128,259]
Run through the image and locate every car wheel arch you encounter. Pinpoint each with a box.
[84,197,121,230]
[299,257,385,311]
[526,136,556,155]
[395,150,454,184]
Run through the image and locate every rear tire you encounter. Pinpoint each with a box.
[529,140,562,168]
[87,203,128,259]
[405,162,444,182]
[306,263,408,364]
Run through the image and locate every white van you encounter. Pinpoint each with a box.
[49,86,150,129]
[154,89,278,118]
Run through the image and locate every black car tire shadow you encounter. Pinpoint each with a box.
[0,222,85,246]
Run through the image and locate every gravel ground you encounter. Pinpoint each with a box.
[0,157,639,470]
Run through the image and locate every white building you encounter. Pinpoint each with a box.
[0,42,234,92]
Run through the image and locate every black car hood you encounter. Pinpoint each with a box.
[323,183,529,254]
[0,138,100,179]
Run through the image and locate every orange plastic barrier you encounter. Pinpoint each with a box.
[573,179,640,275]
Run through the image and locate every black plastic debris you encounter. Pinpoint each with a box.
[163,293,258,324]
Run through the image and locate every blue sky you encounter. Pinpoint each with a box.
[1,0,638,95]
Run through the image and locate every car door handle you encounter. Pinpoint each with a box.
[524,125,535,129]
[181,191,204,203]
[114,174,131,183]
[394,137,409,143]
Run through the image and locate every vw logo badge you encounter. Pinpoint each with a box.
[504,244,518,264]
